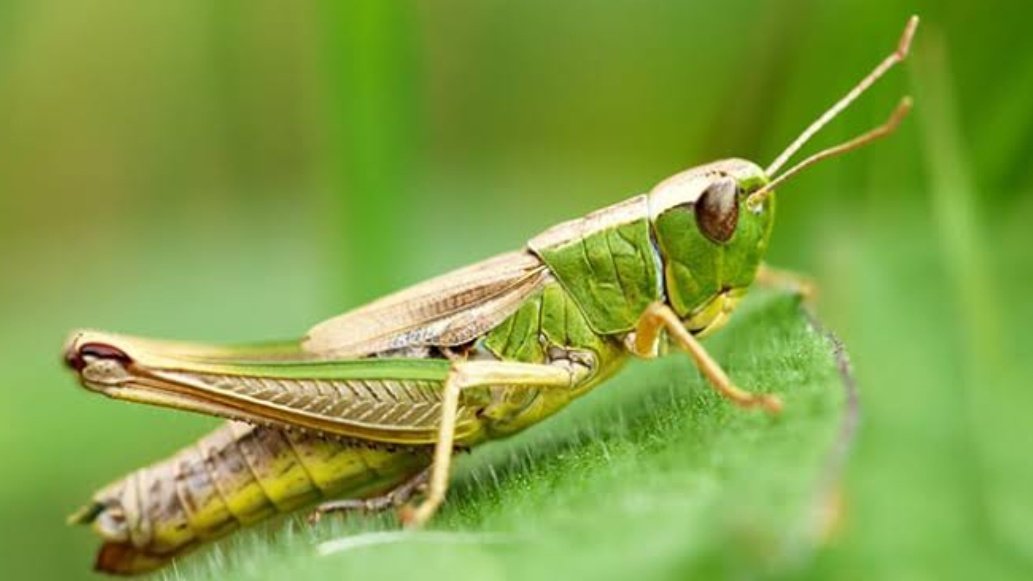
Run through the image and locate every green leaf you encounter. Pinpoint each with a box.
[162,293,854,581]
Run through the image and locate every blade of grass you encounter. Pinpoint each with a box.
[316,1,419,303]
[912,27,1031,574]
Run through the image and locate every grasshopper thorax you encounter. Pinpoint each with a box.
[527,158,774,337]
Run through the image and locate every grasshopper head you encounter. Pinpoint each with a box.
[646,159,775,317]
[645,16,919,318]
[647,158,774,233]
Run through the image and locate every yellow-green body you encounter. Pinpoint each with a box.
[67,14,919,572]
[69,159,777,574]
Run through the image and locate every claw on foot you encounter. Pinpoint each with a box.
[731,390,783,415]
[399,501,438,529]
[307,510,323,526]
[398,504,418,528]
[726,387,783,415]
[756,393,783,415]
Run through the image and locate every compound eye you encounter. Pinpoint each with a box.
[696,176,740,244]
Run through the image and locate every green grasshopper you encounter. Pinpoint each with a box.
[64,17,918,575]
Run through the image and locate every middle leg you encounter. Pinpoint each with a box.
[401,360,574,528]
[307,466,431,524]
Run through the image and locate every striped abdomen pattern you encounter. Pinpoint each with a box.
[73,421,431,574]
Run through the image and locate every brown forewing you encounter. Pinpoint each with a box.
[302,251,549,358]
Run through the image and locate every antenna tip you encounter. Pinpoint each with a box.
[888,96,914,126]
[897,16,920,58]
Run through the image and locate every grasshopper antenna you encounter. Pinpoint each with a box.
[765,15,917,176]
[748,15,918,208]
[750,97,912,205]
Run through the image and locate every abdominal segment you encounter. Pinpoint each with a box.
[71,421,431,575]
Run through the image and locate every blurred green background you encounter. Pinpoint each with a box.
[2,1,1031,579]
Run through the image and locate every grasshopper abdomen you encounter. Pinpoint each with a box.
[71,422,430,574]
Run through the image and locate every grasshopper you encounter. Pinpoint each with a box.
[64,17,918,575]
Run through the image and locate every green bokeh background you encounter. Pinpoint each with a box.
[1,1,1031,579]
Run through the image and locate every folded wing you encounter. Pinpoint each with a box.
[302,250,550,357]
